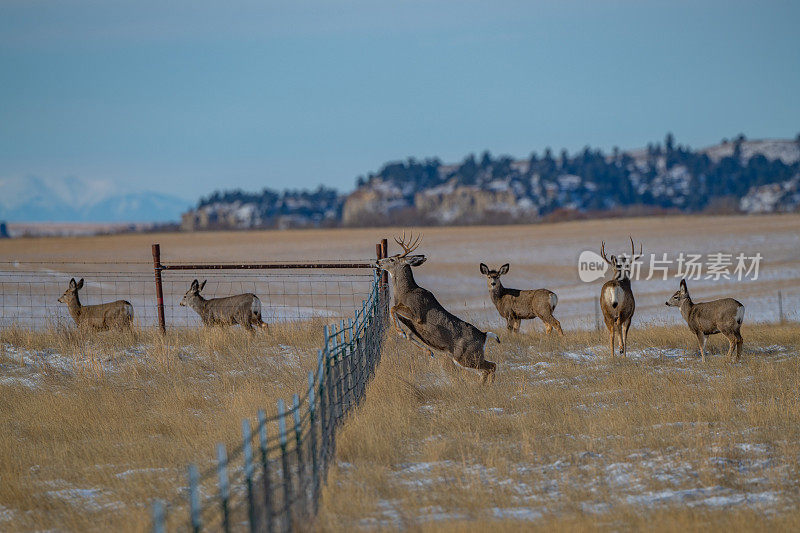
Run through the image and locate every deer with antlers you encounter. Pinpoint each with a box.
[376,232,500,383]
[599,237,642,356]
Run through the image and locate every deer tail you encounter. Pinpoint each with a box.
[484,331,500,352]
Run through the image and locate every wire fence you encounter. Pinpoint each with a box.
[152,271,390,532]
[0,262,375,329]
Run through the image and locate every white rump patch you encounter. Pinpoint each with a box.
[251,297,261,315]
[550,293,558,311]
[736,306,745,324]
[483,332,500,352]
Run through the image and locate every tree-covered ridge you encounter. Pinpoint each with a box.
[183,133,800,229]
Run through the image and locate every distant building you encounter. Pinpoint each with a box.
[0,222,9,238]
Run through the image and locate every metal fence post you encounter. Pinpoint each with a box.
[778,291,784,324]
[278,399,293,532]
[292,394,306,515]
[242,419,257,533]
[257,409,274,533]
[152,500,165,533]
[307,371,319,513]
[188,464,201,533]
[151,244,166,334]
[380,238,388,286]
[216,443,231,533]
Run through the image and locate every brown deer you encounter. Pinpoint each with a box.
[180,279,268,331]
[376,232,499,383]
[599,237,642,356]
[665,279,744,362]
[479,263,563,335]
[57,278,134,330]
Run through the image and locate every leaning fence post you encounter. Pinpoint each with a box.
[152,500,165,533]
[188,464,201,533]
[242,419,257,533]
[317,349,328,473]
[151,244,166,334]
[216,443,231,533]
[278,399,293,532]
[292,394,306,515]
[257,409,274,533]
[308,371,320,513]
[778,291,785,324]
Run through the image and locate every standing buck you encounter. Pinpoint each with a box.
[180,279,268,331]
[57,278,134,330]
[599,237,642,356]
[479,263,563,335]
[665,279,744,362]
[376,233,499,383]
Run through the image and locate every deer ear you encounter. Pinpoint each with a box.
[199,280,207,291]
[190,279,199,290]
[407,255,427,267]
[69,278,76,288]
[480,263,489,275]
[76,278,84,290]
[499,264,510,275]
[680,278,687,292]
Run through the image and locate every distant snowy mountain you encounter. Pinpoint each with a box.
[0,176,190,222]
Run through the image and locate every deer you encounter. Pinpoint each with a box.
[479,263,563,336]
[376,232,500,383]
[180,279,268,331]
[57,278,134,330]
[665,279,744,362]
[599,237,642,356]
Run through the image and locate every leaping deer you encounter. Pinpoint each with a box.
[599,237,642,356]
[479,263,563,335]
[665,279,744,362]
[376,232,499,383]
[57,278,134,330]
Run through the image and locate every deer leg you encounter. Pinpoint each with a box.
[514,318,522,333]
[391,304,410,339]
[478,359,497,384]
[735,330,743,362]
[723,331,738,362]
[621,320,631,357]
[506,317,514,332]
[609,326,616,357]
[543,314,564,336]
[394,309,434,358]
[696,332,707,362]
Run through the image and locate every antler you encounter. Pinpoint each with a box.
[629,235,643,260]
[599,241,613,265]
[394,230,422,257]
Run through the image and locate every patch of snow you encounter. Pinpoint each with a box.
[492,507,543,521]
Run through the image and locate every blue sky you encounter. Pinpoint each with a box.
[1,0,798,200]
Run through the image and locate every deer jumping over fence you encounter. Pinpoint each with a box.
[599,237,642,356]
[180,279,268,331]
[479,263,563,336]
[666,279,744,362]
[376,232,499,383]
[57,278,134,330]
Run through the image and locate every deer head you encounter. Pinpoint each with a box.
[375,231,427,279]
[666,279,690,307]
[58,278,84,305]
[479,263,509,291]
[600,236,643,281]
[180,279,207,307]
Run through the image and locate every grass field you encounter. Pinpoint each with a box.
[1,213,799,531]
[317,324,800,531]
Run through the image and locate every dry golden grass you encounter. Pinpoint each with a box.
[316,323,800,531]
[0,322,325,532]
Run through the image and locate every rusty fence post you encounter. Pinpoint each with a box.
[380,238,388,287]
[152,244,166,334]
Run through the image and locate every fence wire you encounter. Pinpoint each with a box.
[153,272,390,532]
[0,262,375,329]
